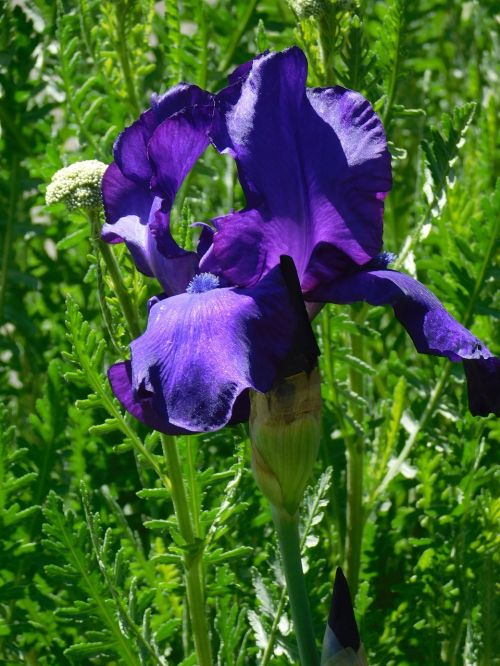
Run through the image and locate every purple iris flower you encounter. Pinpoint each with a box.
[103,47,499,434]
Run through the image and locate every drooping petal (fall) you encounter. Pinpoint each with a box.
[109,360,252,434]
[110,267,300,433]
[311,268,500,416]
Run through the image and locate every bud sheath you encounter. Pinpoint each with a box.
[250,368,322,516]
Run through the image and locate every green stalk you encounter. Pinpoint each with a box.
[317,13,336,86]
[185,436,201,537]
[262,480,330,665]
[114,8,141,117]
[89,209,142,339]
[271,507,319,666]
[196,0,208,89]
[315,16,366,596]
[344,438,363,597]
[344,332,365,598]
[219,0,259,73]
[161,435,212,666]
[381,8,402,127]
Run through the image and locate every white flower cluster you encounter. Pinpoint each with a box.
[288,0,325,19]
[287,0,354,19]
[45,160,107,210]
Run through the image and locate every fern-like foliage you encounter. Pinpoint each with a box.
[334,12,377,95]
[0,361,69,659]
[63,296,164,477]
[0,405,39,641]
[42,488,147,663]
[396,102,476,269]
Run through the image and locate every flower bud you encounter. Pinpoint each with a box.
[250,368,321,517]
[45,160,107,211]
[287,0,355,20]
[321,568,368,665]
[287,0,326,19]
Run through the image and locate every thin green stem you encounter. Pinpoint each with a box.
[271,507,319,666]
[82,486,159,662]
[317,13,336,86]
[186,436,202,537]
[260,593,287,666]
[345,439,363,597]
[320,310,350,447]
[114,9,141,116]
[371,366,450,504]
[89,209,142,339]
[196,0,208,89]
[161,435,212,666]
[344,332,365,597]
[219,0,259,73]
[319,310,347,563]
[56,1,101,155]
[382,11,402,128]
[0,108,30,154]
[79,350,165,479]
[57,505,141,665]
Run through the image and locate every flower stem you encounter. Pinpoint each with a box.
[89,209,142,339]
[345,332,365,598]
[317,13,336,86]
[345,438,364,598]
[161,435,212,666]
[113,8,140,117]
[219,0,259,73]
[271,507,319,666]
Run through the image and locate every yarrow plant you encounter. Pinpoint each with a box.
[45,160,107,210]
[4,1,499,663]
[91,46,499,663]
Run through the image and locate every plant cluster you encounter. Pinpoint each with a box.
[0,1,498,664]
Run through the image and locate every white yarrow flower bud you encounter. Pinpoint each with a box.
[45,160,107,210]
[287,0,355,19]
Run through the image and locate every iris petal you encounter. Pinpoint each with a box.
[108,361,191,434]
[101,163,154,276]
[102,93,214,294]
[114,83,211,184]
[208,47,391,290]
[111,267,299,433]
[311,268,500,416]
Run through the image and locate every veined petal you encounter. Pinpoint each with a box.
[108,361,252,434]
[108,361,191,434]
[113,268,298,433]
[114,83,212,184]
[210,47,391,289]
[103,97,214,294]
[102,178,198,295]
[148,105,213,208]
[101,163,155,276]
[311,269,500,416]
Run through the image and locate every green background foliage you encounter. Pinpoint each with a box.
[0,0,498,663]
